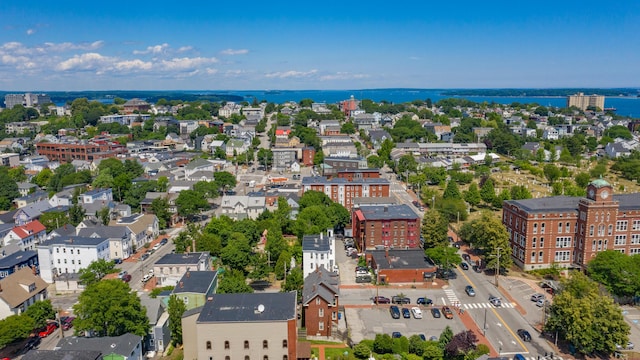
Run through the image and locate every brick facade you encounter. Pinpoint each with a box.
[351,205,421,250]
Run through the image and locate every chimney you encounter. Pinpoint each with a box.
[186,271,190,278]
[383,206,388,213]
[180,281,184,288]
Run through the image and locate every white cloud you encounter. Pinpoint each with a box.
[133,43,169,55]
[160,57,218,70]
[224,70,245,77]
[26,29,35,35]
[205,68,219,75]
[177,46,193,53]
[320,72,370,81]
[56,52,113,71]
[221,48,249,55]
[43,41,104,52]
[115,59,153,71]
[265,69,318,79]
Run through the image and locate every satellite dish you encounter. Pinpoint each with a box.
[257,304,265,313]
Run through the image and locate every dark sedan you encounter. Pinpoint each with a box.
[431,308,441,318]
[401,307,411,318]
[517,329,531,342]
[372,296,391,304]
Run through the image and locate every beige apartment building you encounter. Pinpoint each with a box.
[567,92,605,111]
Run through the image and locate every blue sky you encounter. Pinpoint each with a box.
[0,0,638,91]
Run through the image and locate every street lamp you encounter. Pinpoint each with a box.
[495,247,502,288]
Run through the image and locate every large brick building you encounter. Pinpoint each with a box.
[36,141,126,162]
[503,179,640,271]
[351,204,421,251]
[301,176,389,209]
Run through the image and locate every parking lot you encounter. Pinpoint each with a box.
[346,304,468,343]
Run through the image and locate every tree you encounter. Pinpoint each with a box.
[73,280,149,337]
[443,180,461,200]
[0,314,35,348]
[545,272,630,355]
[367,155,384,169]
[213,171,237,191]
[282,267,303,296]
[340,121,356,134]
[510,185,532,200]
[604,125,633,140]
[24,300,55,328]
[588,250,640,298]
[79,259,118,286]
[445,330,479,359]
[176,189,209,219]
[459,212,511,270]
[68,203,86,226]
[39,211,70,231]
[463,182,481,207]
[97,207,110,226]
[436,198,468,223]
[373,333,393,354]
[156,176,169,192]
[543,163,561,183]
[425,246,461,269]
[439,325,454,348]
[479,178,497,206]
[0,168,19,210]
[151,197,172,229]
[421,210,449,248]
[353,342,371,359]
[220,234,253,272]
[168,295,186,346]
[217,269,254,294]
[32,168,53,188]
[575,172,591,188]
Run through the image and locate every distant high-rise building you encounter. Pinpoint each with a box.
[567,92,605,111]
[4,93,51,109]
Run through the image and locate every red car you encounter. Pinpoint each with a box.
[121,274,132,283]
[61,316,75,331]
[38,322,58,338]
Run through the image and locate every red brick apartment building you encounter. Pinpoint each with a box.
[503,179,640,271]
[352,204,421,251]
[335,168,381,181]
[302,267,339,338]
[36,141,126,162]
[301,176,389,209]
[301,147,315,166]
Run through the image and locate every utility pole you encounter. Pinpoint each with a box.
[483,307,487,336]
[495,247,502,287]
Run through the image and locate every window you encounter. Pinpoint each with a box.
[319,321,324,330]
[539,251,543,262]
[316,297,320,305]
[226,357,230,360]
[608,224,613,236]
[555,237,571,248]
[558,223,563,234]
[540,237,544,248]
[617,221,629,231]
[531,251,536,262]
[245,356,250,360]
[632,234,640,244]
[263,340,268,349]
[598,225,605,236]
[319,308,324,317]
[225,341,230,350]
[283,340,288,348]
[615,235,627,246]
[567,222,571,233]
[264,357,269,360]
[631,248,640,255]
[554,251,571,262]
[206,341,212,350]
[540,223,545,234]
[283,356,288,360]
[589,225,594,236]
[532,237,537,248]
[244,341,249,349]
[183,297,189,304]
[580,224,584,235]
[533,223,538,234]
[633,220,640,231]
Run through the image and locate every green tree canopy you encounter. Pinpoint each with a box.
[459,212,511,270]
[545,272,630,355]
[79,259,118,286]
[463,182,481,207]
[588,250,640,298]
[168,295,187,346]
[73,280,149,337]
[23,300,55,328]
[421,210,449,248]
[217,269,254,294]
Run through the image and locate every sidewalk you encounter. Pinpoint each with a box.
[456,308,499,356]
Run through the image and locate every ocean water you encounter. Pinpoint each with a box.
[228,89,640,117]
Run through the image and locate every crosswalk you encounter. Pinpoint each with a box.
[444,289,460,305]
[462,302,516,309]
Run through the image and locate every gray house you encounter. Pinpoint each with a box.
[140,296,170,354]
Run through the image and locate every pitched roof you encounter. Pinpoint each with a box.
[56,333,142,357]
[22,350,102,360]
[302,267,339,306]
[11,220,46,239]
[0,267,48,308]
[173,271,218,295]
[197,291,296,323]
[354,204,419,221]
[77,225,129,239]
[156,252,208,266]
[302,234,331,252]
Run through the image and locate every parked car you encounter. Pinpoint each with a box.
[462,254,471,262]
[392,296,411,304]
[531,293,545,302]
[152,243,161,251]
[23,336,40,351]
[389,306,401,319]
[489,296,502,307]
[472,265,482,273]
[141,273,153,283]
[160,238,169,246]
[459,262,469,270]
[411,307,423,319]
[418,334,426,341]
[118,271,128,279]
[355,266,369,272]
[372,296,391,304]
[113,258,122,264]
[401,307,411,318]
[355,275,371,283]
[38,322,59,338]
[417,297,433,306]
[392,332,402,339]
[61,316,75,331]
[442,306,454,319]
[122,274,132,283]
[616,342,634,350]
[465,285,476,297]
[536,299,547,307]
[355,270,369,277]
[436,268,457,280]
[140,252,150,261]
[430,308,441,318]
[517,329,531,342]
